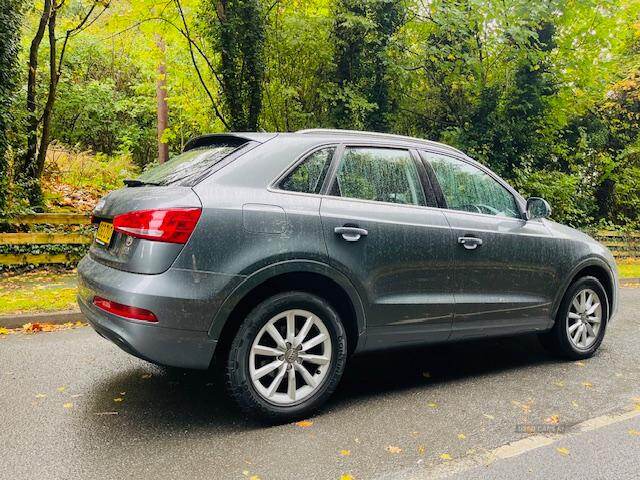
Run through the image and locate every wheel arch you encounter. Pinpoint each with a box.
[553,257,616,321]
[210,260,367,364]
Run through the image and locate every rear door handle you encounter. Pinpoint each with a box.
[458,236,483,250]
[335,226,368,242]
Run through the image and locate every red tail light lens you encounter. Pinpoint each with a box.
[93,296,158,323]
[113,208,201,244]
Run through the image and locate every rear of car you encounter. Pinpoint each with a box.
[77,134,273,369]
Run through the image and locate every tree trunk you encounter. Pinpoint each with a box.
[22,0,51,184]
[155,34,169,164]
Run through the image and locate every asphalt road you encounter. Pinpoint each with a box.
[1,288,639,480]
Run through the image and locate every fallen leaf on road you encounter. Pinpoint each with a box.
[340,449,351,456]
[113,397,123,402]
[249,476,260,480]
[95,412,118,415]
[483,413,495,420]
[574,361,585,367]
[242,471,249,476]
[119,392,126,396]
[22,323,42,333]
[295,420,313,428]
[545,415,560,425]
[57,386,66,393]
[581,381,593,388]
[418,445,426,455]
[427,402,438,408]
[340,475,354,480]
[571,400,580,408]
[70,394,83,398]
[141,374,152,379]
[556,447,570,456]
[457,433,466,440]
[63,402,73,409]
[386,446,402,454]
[628,429,640,436]
[553,381,565,387]
[440,453,452,460]
[0,327,10,335]
[35,393,47,399]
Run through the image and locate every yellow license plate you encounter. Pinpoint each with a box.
[95,221,114,245]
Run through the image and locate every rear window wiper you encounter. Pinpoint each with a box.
[123,179,162,187]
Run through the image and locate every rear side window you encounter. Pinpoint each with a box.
[424,152,520,218]
[279,147,335,194]
[332,147,426,206]
[136,145,239,186]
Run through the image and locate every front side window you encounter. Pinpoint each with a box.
[332,147,426,206]
[279,147,335,194]
[424,152,520,219]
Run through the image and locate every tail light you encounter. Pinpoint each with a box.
[113,208,201,244]
[93,296,158,323]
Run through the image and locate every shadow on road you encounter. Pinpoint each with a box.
[84,333,560,434]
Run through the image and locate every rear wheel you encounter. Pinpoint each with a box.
[225,292,347,422]
[539,276,608,359]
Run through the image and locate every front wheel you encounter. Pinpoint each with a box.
[225,292,347,422]
[539,276,609,360]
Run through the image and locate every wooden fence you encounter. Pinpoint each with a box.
[0,213,639,265]
[0,213,91,266]
[594,230,640,259]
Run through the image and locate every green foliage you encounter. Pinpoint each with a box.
[2,0,640,235]
[330,0,405,131]
[0,1,24,211]
[200,0,266,130]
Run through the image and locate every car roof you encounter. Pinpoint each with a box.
[294,129,465,156]
[184,130,466,157]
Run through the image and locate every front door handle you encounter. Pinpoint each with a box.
[335,226,368,242]
[458,236,483,250]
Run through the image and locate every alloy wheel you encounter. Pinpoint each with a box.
[566,288,602,350]
[249,309,332,405]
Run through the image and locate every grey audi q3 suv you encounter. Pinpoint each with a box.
[78,129,619,421]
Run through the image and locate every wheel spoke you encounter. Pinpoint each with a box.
[299,354,330,365]
[585,302,600,316]
[572,298,582,312]
[581,291,587,310]
[252,360,282,380]
[568,312,581,320]
[294,317,314,346]
[580,324,588,346]
[266,364,287,397]
[287,367,296,401]
[266,324,287,350]
[286,311,296,343]
[568,321,581,334]
[295,363,316,388]
[301,333,327,352]
[584,322,596,337]
[588,315,601,324]
[572,324,583,344]
[252,344,282,356]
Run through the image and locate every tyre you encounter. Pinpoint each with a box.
[539,276,609,360]
[225,291,347,422]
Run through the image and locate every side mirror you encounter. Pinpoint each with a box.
[526,197,552,220]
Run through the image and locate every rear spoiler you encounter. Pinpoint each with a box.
[183,133,277,152]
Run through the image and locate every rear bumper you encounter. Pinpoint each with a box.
[78,294,216,369]
[76,254,244,369]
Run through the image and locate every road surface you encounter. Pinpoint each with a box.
[1,288,639,479]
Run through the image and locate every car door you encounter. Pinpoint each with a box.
[420,150,558,339]
[320,145,455,350]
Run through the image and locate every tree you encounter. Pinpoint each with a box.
[0,1,24,211]
[330,0,405,131]
[200,0,266,130]
[17,0,111,206]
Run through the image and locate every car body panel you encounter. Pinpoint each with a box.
[77,131,620,370]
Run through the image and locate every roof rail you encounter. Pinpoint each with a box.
[295,128,465,155]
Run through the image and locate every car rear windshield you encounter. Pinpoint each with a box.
[135,145,239,186]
